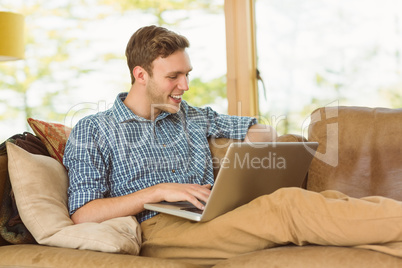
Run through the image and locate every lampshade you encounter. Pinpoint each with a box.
[0,11,25,61]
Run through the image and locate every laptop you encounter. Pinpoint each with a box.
[144,141,318,222]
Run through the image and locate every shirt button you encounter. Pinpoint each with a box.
[172,169,175,173]
[163,144,166,147]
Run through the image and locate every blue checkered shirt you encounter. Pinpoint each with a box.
[64,92,257,223]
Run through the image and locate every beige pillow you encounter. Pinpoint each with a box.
[6,142,141,254]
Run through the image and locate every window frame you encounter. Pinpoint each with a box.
[224,0,258,117]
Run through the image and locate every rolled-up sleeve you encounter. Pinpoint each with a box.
[63,117,110,216]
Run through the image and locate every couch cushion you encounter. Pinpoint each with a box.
[307,106,402,200]
[6,142,142,255]
[0,244,200,268]
[213,245,402,268]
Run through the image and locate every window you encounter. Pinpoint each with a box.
[0,0,226,140]
[255,0,402,134]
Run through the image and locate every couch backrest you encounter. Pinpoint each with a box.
[307,106,402,201]
[208,138,239,179]
[208,134,306,180]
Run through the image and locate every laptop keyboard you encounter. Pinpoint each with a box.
[180,207,203,214]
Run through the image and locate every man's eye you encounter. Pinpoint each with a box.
[168,76,177,79]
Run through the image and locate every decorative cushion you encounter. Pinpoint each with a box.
[6,142,142,255]
[27,118,72,164]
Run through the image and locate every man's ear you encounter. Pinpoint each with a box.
[133,66,148,85]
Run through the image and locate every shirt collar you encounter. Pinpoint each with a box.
[112,92,173,123]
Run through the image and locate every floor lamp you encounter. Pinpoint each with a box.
[0,11,24,62]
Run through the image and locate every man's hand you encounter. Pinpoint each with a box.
[154,183,212,210]
[71,183,211,224]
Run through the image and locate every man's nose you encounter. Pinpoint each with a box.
[178,75,189,91]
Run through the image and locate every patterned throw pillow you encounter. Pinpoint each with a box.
[27,118,72,165]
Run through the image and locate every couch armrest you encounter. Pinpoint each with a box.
[307,106,402,200]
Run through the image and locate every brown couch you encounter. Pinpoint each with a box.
[0,106,401,267]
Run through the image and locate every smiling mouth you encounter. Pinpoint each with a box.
[170,94,182,102]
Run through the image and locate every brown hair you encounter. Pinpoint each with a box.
[125,25,190,84]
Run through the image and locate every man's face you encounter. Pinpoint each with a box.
[146,49,192,118]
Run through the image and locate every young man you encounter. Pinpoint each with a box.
[65,25,274,225]
[64,26,402,266]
